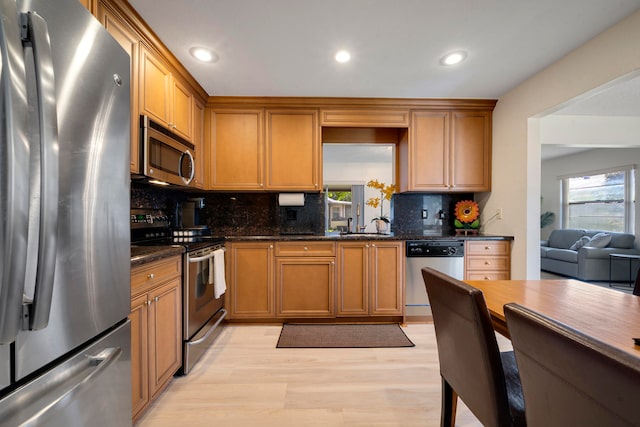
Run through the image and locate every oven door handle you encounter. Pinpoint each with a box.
[188,251,216,263]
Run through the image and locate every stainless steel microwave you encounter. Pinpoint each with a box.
[140,115,195,187]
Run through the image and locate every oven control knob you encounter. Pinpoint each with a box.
[447,247,457,255]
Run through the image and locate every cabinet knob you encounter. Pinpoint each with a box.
[484,276,491,280]
[154,296,159,303]
[269,244,273,249]
[146,300,152,306]
[303,247,308,251]
[485,246,491,250]
[484,261,491,265]
[372,244,376,247]
[147,273,155,280]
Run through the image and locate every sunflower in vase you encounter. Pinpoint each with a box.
[454,200,480,229]
[366,179,396,232]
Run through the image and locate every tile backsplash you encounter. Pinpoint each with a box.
[131,181,473,236]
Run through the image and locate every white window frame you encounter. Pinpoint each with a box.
[560,164,635,233]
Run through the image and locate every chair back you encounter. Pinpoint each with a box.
[421,267,515,426]
[504,303,640,427]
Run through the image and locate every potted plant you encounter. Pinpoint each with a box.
[366,179,396,233]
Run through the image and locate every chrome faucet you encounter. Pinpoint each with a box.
[356,203,361,231]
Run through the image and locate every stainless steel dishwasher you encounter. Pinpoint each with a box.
[405,240,465,318]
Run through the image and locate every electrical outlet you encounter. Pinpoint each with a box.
[421,209,428,219]
[496,208,503,220]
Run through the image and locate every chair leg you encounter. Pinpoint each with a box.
[440,377,457,427]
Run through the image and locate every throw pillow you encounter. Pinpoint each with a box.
[584,232,612,248]
[569,236,591,250]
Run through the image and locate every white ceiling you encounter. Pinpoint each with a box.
[129,0,640,99]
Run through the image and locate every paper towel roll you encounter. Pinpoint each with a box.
[278,193,305,206]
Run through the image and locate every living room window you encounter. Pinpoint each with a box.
[561,165,635,233]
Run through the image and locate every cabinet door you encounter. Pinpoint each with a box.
[336,242,369,316]
[148,278,182,398]
[265,109,320,191]
[96,0,141,173]
[139,44,172,127]
[227,242,274,318]
[370,241,403,316]
[192,98,205,189]
[209,109,264,190]
[171,77,194,141]
[409,111,449,191]
[129,293,149,420]
[276,257,335,317]
[451,111,491,191]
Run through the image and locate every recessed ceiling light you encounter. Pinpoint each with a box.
[441,51,467,66]
[189,47,218,63]
[335,50,351,63]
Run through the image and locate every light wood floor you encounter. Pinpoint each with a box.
[136,323,497,427]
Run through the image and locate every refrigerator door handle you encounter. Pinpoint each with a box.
[0,0,31,344]
[23,11,59,330]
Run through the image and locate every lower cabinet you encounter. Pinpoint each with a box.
[130,256,182,421]
[464,240,511,280]
[337,241,404,316]
[226,240,404,321]
[227,241,275,319]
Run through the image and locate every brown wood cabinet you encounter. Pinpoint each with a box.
[464,240,511,280]
[227,242,275,319]
[265,109,320,191]
[130,256,182,421]
[275,242,335,317]
[207,109,265,190]
[96,0,141,173]
[139,43,194,141]
[337,241,404,316]
[319,109,409,127]
[405,110,491,192]
[192,98,205,188]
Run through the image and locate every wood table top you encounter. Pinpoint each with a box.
[464,279,640,357]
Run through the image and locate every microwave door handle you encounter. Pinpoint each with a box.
[0,0,30,344]
[24,11,59,330]
[179,150,194,185]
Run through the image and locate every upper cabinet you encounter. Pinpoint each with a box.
[192,98,205,189]
[403,110,491,192]
[207,109,265,190]
[96,0,141,173]
[206,107,321,191]
[265,109,320,191]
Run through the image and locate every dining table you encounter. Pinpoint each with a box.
[464,279,640,357]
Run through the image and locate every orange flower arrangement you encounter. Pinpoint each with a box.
[454,200,480,228]
[366,179,397,223]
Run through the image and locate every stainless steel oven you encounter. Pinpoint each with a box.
[131,209,226,375]
[140,115,195,187]
[182,241,227,374]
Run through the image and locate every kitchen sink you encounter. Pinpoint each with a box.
[338,232,392,238]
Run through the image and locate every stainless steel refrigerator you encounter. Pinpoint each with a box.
[0,0,131,425]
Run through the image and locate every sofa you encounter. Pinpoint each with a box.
[541,228,640,281]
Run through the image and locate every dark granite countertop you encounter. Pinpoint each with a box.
[223,233,513,242]
[131,234,513,265]
[131,245,185,267]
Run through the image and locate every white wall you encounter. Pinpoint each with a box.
[477,9,640,279]
[540,147,640,241]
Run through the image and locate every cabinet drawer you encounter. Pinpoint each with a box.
[466,256,510,271]
[275,242,336,257]
[466,271,510,281]
[131,256,181,292]
[465,240,510,256]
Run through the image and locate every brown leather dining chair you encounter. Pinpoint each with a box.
[421,267,526,427]
[504,303,640,427]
